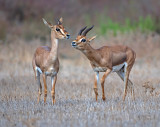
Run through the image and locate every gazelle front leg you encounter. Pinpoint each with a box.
[42,74,47,103]
[51,75,57,104]
[94,72,99,101]
[101,69,111,101]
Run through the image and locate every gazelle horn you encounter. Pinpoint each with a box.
[83,25,94,36]
[78,26,87,35]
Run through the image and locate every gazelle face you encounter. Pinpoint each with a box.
[43,17,70,39]
[72,26,96,50]
[72,35,88,50]
[53,24,70,39]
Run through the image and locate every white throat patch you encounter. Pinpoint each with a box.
[54,39,58,45]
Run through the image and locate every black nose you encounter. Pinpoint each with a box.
[72,42,76,45]
[66,34,70,39]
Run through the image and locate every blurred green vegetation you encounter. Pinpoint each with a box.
[0,15,160,42]
[1,0,160,42]
[22,20,48,41]
[98,15,158,36]
[22,15,158,41]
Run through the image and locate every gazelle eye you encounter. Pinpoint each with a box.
[56,28,60,31]
[81,39,86,42]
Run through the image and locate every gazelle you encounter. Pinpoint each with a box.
[71,26,136,101]
[32,17,70,104]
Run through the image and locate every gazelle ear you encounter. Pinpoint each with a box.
[59,17,63,23]
[88,35,96,42]
[42,18,53,28]
[57,17,63,25]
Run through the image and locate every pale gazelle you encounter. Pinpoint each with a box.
[32,17,70,104]
[71,26,136,101]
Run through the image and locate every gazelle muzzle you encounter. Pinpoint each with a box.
[66,34,70,39]
[71,41,77,47]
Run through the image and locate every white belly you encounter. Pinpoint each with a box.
[45,67,57,76]
[35,66,57,76]
[93,67,107,72]
[93,62,126,72]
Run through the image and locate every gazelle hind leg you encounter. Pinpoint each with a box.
[123,70,129,101]
[51,75,57,104]
[117,68,135,100]
[127,80,135,100]
[116,66,129,101]
[123,62,135,101]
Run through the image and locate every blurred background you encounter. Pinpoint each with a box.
[1,0,160,67]
[0,0,160,70]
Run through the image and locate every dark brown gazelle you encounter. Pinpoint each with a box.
[32,17,70,104]
[72,26,136,101]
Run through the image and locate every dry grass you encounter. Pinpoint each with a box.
[0,33,160,127]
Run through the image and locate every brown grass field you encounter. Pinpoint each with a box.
[0,32,160,127]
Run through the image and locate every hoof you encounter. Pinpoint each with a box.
[52,99,56,105]
[102,97,106,101]
[96,96,98,101]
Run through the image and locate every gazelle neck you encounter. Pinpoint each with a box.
[50,30,59,60]
[82,44,100,62]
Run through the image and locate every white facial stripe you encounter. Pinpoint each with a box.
[60,29,65,35]
[79,39,82,42]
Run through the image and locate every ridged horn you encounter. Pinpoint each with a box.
[78,26,87,35]
[83,25,94,36]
